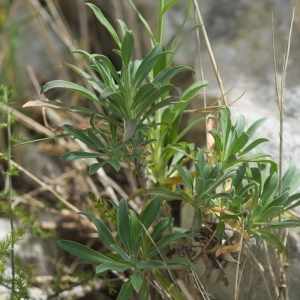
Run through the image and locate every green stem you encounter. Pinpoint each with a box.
[157,0,164,44]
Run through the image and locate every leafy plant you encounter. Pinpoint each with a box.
[58,196,192,299]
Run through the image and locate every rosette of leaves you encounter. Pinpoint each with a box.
[145,149,236,233]
[209,104,277,171]
[58,196,193,299]
[23,3,199,176]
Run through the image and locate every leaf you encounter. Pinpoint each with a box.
[89,161,109,175]
[58,240,113,265]
[255,229,288,260]
[110,244,130,262]
[41,80,99,103]
[260,173,278,205]
[60,151,103,160]
[162,0,181,14]
[246,118,267,138]
[143,188,190,201]
[116,278,134,300]
[124,117,137,141]
[78,212,116,248]
[116,19,128,39]
[132,45,164,90]
[281,157,296,193]
[23,100,98,116]
[136,260,165,269]
[121,30,135,68]
[165,257,193,267]
[62,124,95,147]
[61,62,104,93]
[96,261,130,274]
[152,270,185,300]
[228,132,250,155]
[142,232,193,260]
[87,129,108,151]
[181,80,209,101]
[173,165,193,192]
[109,157,121,172]
[131,270,143,293]
[251,206,282,222]
[252,220,300,229]
[139,195,161,230]
[239,138,269,156]
[151,217,174,242]
[118,199,133,254]
[215,240,241,257]
[216,221,225,241]
[86,3,121,47]
[153,65,194,85]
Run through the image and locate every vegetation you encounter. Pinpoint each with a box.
[0,0,299,299]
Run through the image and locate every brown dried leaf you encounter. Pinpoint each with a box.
[215,241,240,257]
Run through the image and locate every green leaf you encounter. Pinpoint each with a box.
[173,165,193,192]
[60,151,103,160]
[252,220,300,229]
[232,165,246,189]
[228,132,250,155]
[61,62,104,93]
[62,124,95,147]
[133,234,143,260]
[153,270,185,300]
[87,129,108,151]
[216,221,225,241]
[162,0,181,14]
[153,65,194,85]
[246,118,267,138]
[116,19,128,39]
[139,277,149,300]
[121,31,135,68]
[132,45,164,90]
[58,240,113,265]
[131,270,143,292]
[124,117,137,141]
[281,157,296,193]
[96,261,130,274]
[139,196,161,230]
[41,80,99,103]
[110,244,130,262]
[116,278,134,300]
[136,260,165,269]
[220,106,231,146]
[89,160,109,175]
[234,115,245,137]
[251,206,282,222]
[118,199,133,254]
[151,217,174,242]
[109,157,121,172]
[207,163,222,180]
[165,257,193,267]
[78,212,116,247]
[239,138,269,156]
[255,229,288,260]
[181,80,209,101]
[143,188,189,201]
[91,54,123,88]
[260,173,278,205]
[86,3,121,48]
[142,233,193,260]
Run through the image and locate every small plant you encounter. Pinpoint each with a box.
[23,1,300,299]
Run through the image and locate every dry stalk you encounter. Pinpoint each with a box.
[272,8,295,300]
[234,224,244,300]
[192,0,227,105]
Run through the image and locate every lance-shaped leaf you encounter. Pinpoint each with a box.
[61,62,104,93]
[139,196,161,230]
[118,199,133,254]
[121,31,135,69]
[41,80,99,103]
[116,278,134,300]
[79,212,116,248]
[246,118,267,138]
[62,124,95,147]
[60,151,106,160]
[86,3,121,48]
[153,65,194,86]
[23,100,97,116]
[124,117,137,141]
[96,261,131,274]
[173,165,193,192]
[58,240,113,265]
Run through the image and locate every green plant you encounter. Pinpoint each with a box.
[58,196,192,299]
[22,1,300,299]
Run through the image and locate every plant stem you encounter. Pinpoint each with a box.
[3,88,15,297]
[157,0,164,44]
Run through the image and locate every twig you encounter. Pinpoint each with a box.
[234,225,244,300]
[192,0,227,105]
